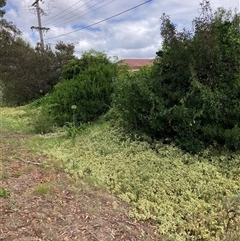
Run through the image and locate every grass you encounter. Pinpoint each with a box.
[1,105,240,241]
[33,183,53,196]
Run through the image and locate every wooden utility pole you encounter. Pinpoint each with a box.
[31,0,49,49]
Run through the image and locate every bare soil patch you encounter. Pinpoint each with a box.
[0,132,160,241]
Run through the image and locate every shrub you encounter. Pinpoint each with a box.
[45,56,117,126]
[113,1,240,153]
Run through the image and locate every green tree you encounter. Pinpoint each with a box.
[153,1,240,152]
[0,18,76,105]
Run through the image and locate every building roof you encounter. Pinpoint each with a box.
[119,59,153,70]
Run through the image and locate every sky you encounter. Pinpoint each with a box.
[3,0,240,59]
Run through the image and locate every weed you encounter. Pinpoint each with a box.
[0,107,31,133]
[0,188,10,198]
[44,122,240,240]
[1,105,240,241]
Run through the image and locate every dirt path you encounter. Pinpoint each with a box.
[0,133,160,241]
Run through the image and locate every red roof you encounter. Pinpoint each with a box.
[119,59,153,70]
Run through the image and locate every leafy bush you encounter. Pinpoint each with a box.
[45,52,117,126]
[26,96,56,134]
[113,1,240,153]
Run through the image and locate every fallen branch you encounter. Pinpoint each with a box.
[15,157,42,166]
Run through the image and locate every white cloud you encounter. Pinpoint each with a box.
[3,0,240,59]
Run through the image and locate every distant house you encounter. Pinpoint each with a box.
[118,59,153,71]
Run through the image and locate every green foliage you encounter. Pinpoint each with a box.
[63,105,85,144]
[113,1,240,153]
[30,107,55,134]
[0,106,32,133]
[154,2,240,152]
[113,66,155,133]
[221,195,240,240]
[64,122,78,139]
[61,49,114,80]
[45,50,117,126]
[64,122,87,145]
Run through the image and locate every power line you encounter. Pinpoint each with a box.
[43,0,103,26]
[50,1,153,40]
[28,1,151,42]
[46,14,156,51]
[42,0,95,25]
[52,0,114,28]
[41,0,83,24]
[46,0,152,40]
[44,10,149,45]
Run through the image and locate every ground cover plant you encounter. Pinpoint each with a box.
[37,117,240,241]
